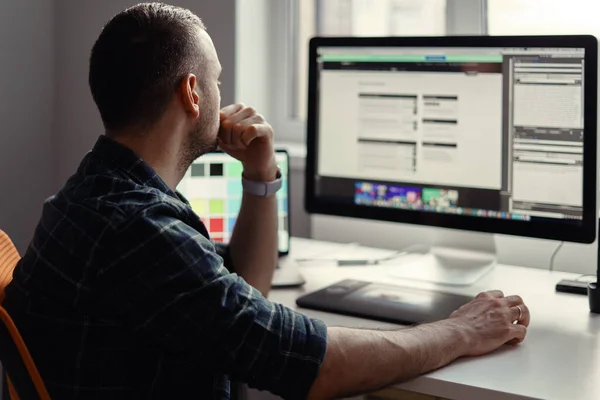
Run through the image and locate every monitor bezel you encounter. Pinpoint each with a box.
[276,148,291,256]
[305,35,598,244]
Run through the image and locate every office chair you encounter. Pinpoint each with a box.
[0,230,19,303]
[0,229,51,400]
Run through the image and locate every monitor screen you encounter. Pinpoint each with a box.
[178,151,290,253]
[306,36,597,243]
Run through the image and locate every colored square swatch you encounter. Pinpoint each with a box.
[191,163,205,177]
[228,217,237,231]
[210,218,224,233]
[210,163,224,177]
[189,199,207,215]
[228,198,242,214]
[226,161,244,178]
[209,199,225,214]
[227,180,243,196]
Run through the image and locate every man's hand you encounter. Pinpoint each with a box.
[219,103,277,182]
[449,290,530,357]
[308,290,530,399]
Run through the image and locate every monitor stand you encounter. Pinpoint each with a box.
[384,230,496,287]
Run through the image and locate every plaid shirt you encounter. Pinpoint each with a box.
[4,135,327,399]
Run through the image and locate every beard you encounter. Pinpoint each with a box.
[178,115,219,173]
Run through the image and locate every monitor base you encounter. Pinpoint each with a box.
[384,231,497,286]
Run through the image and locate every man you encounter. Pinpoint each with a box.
[4,3,530,399]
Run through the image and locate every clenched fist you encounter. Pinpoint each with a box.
[218,103,278,182]
[450,290,530,357]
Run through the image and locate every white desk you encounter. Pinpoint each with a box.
[267,238,600,400]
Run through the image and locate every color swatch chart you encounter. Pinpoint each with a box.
[177,152,289,252]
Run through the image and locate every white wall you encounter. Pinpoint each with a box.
[236,0,312,238]
[0,0,55,252]
[54,0,237,184]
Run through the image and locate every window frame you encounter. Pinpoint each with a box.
[237,0,488,144]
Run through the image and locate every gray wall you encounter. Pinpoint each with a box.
[0,0,237,252]
[53,0,237,184]
[0,0,55,252]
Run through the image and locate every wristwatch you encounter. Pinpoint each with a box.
[241,168,282,197]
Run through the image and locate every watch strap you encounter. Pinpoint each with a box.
[241,169,282,197]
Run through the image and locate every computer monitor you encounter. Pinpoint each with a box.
[306,35,598,285]
[178,150,290,255]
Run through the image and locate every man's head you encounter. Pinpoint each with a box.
[89,2,222,169]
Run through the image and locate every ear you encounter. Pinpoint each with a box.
[179,73,200,119]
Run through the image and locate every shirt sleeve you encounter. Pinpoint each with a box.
[96,202,327,400]
[213,242,235,271]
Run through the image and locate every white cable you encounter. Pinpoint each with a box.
[549,241,564,272]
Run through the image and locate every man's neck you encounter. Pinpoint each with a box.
[108,130,186,191]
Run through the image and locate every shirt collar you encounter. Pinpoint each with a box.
[90,135,181,200]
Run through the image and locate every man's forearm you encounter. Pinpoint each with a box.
[228,192,278,296]
[308,321,469,399]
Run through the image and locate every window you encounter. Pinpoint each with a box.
[296,0,447,121]
[260,0,599,143]
[274,0,461,143]
[488,0,600,36]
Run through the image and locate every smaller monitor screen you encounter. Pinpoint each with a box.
[177,151,290,253]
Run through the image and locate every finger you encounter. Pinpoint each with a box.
[217,138,236,153]
[477,290,504,299]
[240,125,260,147]
[241,120,273,147]
[220,108,257,145]
[220,103,245,117]
[217,121,231,145]
[511,304,530,327]
[506,324,527,345]
[224,106,257,126]
[219,118,233,145]
[510,306,521,323]
[231,120,250,150]
[237,116,270,146]
[226,115,261,148]
[503,295,524,307]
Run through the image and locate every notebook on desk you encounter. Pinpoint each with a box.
[178,150,305,288]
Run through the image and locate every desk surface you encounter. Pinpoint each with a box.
[271,238,600,400]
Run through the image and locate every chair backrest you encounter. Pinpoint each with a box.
[0,229,51,400]
[0,230,19,303]
[0,306,51,400]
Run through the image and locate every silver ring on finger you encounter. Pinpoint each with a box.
[514,305,523,322]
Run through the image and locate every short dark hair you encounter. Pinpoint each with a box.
[89,3,206,132]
